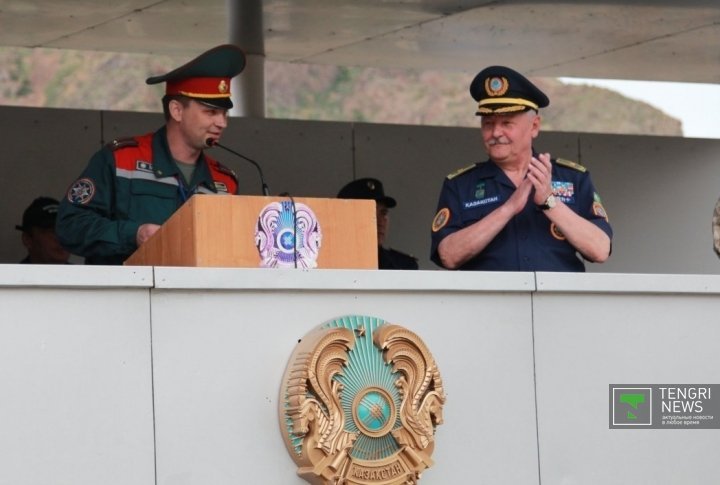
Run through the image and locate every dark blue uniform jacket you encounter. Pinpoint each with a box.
[430,157,612,272]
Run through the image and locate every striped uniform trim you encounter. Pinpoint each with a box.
[115,168,229,194]
[116,168,178,185]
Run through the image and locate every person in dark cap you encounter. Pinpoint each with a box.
[57,45,246,264]
[16,197,70,264]
[430,65,612,272]
[338,178,418,270]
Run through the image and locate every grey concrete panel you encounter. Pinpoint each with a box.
[0,106,100,264]
[0,264,153,287]
[3,266,720,483]
[533,289,720,484]
[152,266,534,292]
[580,133,720,274]
[151,283,539,484]
[0,287,155,485]
[219,117,354,198]
[2,106,720,275]
[353,122,484,269]
[102,110,165,144]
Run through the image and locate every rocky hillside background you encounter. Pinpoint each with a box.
[0,47,682,136]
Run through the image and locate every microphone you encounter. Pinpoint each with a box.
[205,138,270,196]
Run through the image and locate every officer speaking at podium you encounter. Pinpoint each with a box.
[57,45,246,265]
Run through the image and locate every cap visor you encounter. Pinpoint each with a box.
[194,97,233,110]
[380,196,397,208]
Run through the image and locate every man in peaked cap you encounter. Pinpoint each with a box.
[16,196,70,264]
[338,178,419,270]
[57,45,246,265]
[430,65,612,272]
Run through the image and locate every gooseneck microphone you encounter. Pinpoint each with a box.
[205,138,270,196]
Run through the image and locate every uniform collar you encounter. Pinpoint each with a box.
[484,149,545,187]
[151,127,218,192]
[479,159,516,188]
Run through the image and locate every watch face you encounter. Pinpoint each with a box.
[547,194,556,208]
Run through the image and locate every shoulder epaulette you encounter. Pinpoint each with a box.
[447,163,477,180]
[556,158,587,173]
[105,137,139,151]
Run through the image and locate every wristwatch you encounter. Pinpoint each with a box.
[537,194,557,211]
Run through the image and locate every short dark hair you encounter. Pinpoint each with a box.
[162,94,192,121]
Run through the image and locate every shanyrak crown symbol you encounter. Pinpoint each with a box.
[279,315,446,485]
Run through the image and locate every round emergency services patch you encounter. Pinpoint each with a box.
[67,178,95,205]
[432,208,450,232]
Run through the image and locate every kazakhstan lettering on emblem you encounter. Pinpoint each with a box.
[279,315,446,485]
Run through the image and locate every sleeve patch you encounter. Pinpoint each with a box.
[592,201,609,221]
[67,178,96,205]
[432,208,451,232]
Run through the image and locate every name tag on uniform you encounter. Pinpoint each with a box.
[464,196,499,209]
[136,160,153,173]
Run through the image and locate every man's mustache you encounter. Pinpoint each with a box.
[487,138,509,146]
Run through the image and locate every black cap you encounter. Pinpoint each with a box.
[146,44,246,110]
[16,197,60,232]
[337,178,397,208]
[470,65,549,115]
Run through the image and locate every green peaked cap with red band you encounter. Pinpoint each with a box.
[146,44,246,110]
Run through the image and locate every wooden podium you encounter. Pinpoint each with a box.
[124,195,378,269]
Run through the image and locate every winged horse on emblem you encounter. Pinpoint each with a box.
[284,327,358,482]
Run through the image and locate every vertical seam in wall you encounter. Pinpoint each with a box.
[149,285,158,485]
[531,275,543,485]
[100,110,105,146]
[351,123,357,179]
[577,135,582,164]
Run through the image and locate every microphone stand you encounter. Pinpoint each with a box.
[206,139,270,196]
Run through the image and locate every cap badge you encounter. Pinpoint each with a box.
[218,79,228,94]
[367,181,376,191]
[485,76,509,97]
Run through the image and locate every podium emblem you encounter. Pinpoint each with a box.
[279,315,446,485]
[255,201,322,268]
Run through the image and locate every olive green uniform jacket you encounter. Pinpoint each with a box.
[57,127,238,265]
